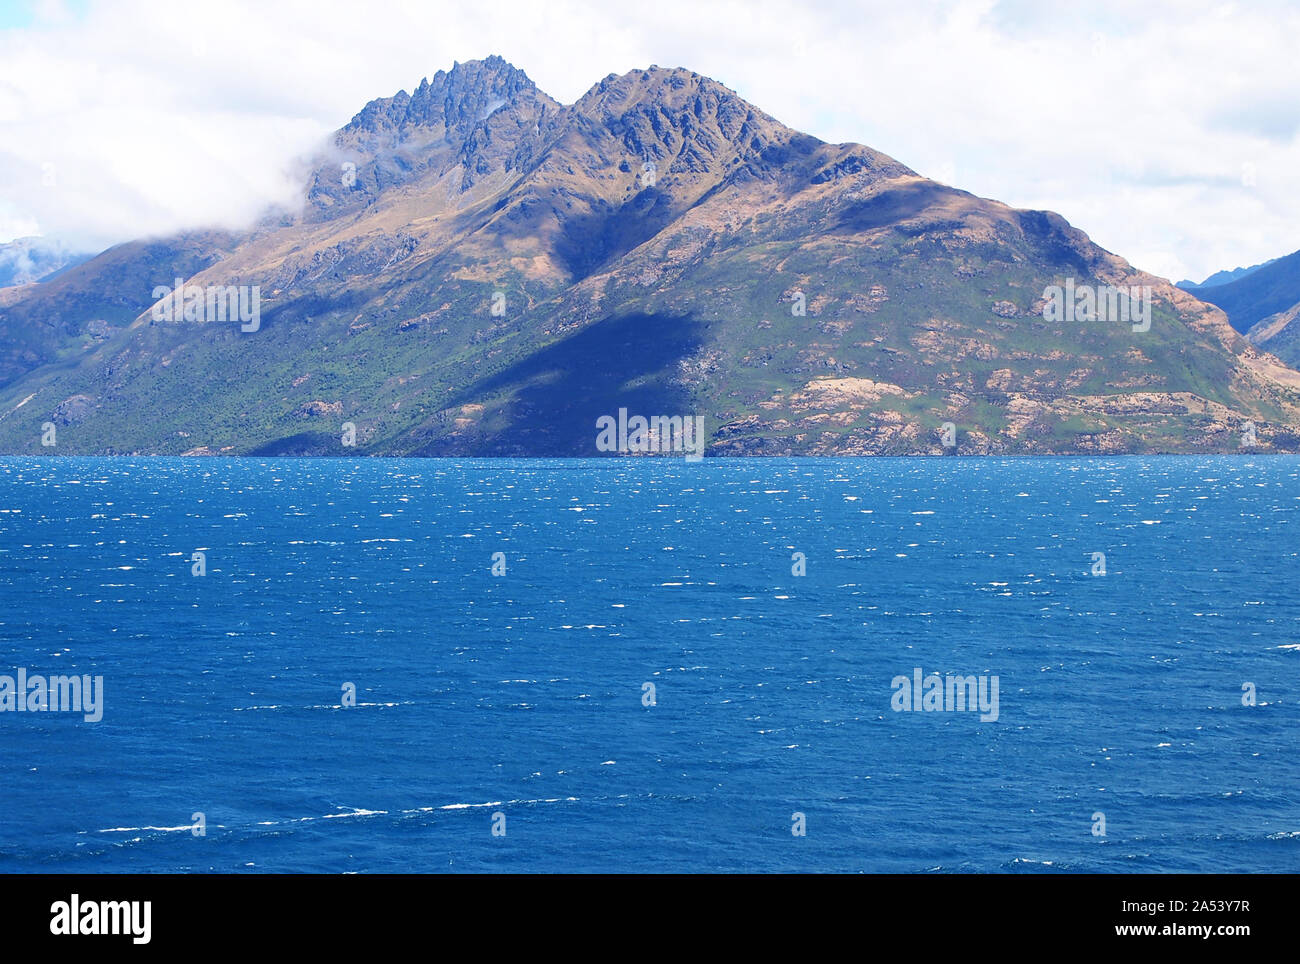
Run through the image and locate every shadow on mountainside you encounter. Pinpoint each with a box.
[553,188,677,281]
[409,311,709,455]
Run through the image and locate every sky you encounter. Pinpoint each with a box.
[1,0,1297,283]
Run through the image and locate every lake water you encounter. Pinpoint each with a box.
[0,456,1296,872]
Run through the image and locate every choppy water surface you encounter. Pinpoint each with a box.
[0,456,1296,872]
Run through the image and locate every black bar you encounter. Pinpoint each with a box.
[0,873,1280,950]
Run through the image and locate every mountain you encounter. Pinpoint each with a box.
[1180,248,1300,335]
[1180,246,1300,368]
[0,230,239,389]
[0,237,94,288]
[2,56,1300,456]
[1177,247,1300,368]
[1177,259,1274,290]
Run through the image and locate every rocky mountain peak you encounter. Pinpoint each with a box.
[406,55,547,135]
[571,65,799,177]
[307,56,560,217]
[345,55,555,140]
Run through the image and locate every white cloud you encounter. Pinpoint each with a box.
[0,0,1297,281]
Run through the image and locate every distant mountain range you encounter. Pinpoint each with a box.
[0,237,93,288]
[1177,260,1274,290]
[2,56,1300,456]
[1176,248,1300,367]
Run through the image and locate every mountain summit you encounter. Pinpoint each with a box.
[2,57,1299,456]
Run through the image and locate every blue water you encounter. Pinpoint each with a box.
[0,456,1296,873]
